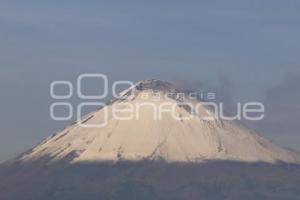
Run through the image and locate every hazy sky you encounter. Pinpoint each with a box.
[0,0,300,162]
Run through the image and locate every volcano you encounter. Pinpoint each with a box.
[1,79,300,200]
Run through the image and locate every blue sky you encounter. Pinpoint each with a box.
[0,0,300,162]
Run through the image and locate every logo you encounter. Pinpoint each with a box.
[50,74,265,128]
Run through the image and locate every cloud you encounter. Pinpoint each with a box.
[175,73,300,151]
[174,73,235,110]
[258,73,300,135]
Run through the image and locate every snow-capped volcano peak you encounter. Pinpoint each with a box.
[17,80,300,164]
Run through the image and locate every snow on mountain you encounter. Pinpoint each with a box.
[18,79,300,164]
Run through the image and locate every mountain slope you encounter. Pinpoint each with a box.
[16,79,300,164]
